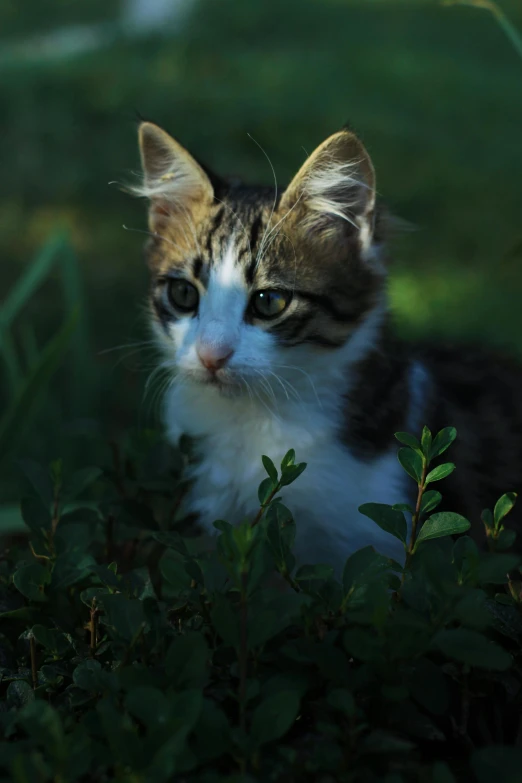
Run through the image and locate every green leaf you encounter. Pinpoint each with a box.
[16,701,64,756]
[420,426,432,458]
[31,625,70,657]
[13,563,51,602]
[51,551,96,591]
[342,546,394,595]
[16,460,53,508]
[495,529,517,551]
[408,658,449,716]
[258,477,275,505]
[430,427,457,459]
[210,594,239,648]
[280,450,296,470]
[99,594,146,642]
[394,432,421,450]
[266,502,296,574]
[295,564,334,581]
[250,691,300,746]
[397,448,423,483]
[63,467,102,501]
[261,455,278,483]
[477,553,520,584]
[153,531,190,555]
[494,492,517,529]
[20,496,51,534]
[344,628,383,662]
[192,699,231,762]
[420,490,442,516]
[327,688,356,718]
[481,507,495,531]
[425,463,455,484]
[415,512,470,549]
[73,659,114,692]
[433,628,512,670]
[279,462,306,487]
[126,687,171,731]
[7,680,35,709]
[165,632,209,688]
[358,503,407,544]
[11,751,51,782]
[160,551,192,592]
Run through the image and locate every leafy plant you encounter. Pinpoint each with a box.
[1,426,522,781]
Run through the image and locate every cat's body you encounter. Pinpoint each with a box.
[131,122,522,571]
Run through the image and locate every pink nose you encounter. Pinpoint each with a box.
[197,346,234,372]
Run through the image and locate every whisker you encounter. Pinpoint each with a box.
[271,363,323,408]
[98,340,157,356]
[255,191,305,271]
[252,369,280,410]
[266,369,302,403]
[247,133,278,265]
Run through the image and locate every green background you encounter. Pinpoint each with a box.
[1,0,521,500]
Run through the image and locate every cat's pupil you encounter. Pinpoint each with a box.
[252,290,290,319]
[168,279,199,313]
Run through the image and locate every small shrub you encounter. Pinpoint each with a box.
[1,426,522,782]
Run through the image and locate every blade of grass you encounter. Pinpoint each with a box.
[0,309,79,465]
[443,0,522,61]
[0,232,66,327]
[59,241,94,413]
[0,330,22,394]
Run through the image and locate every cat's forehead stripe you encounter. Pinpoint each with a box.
[147,185,381,348]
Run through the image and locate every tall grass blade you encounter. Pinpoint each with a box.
[0,309,79,465]
[0,233,66,327]
[443,0,522,62]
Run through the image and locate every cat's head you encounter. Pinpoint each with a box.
[133,122,387,398]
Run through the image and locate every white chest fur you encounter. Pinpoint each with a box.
[164,380,409,573]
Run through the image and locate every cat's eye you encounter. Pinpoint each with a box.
[251,289,292,319]
[167,279,199,313]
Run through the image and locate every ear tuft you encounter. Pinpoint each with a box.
[279,130,376,251]
[132,122,213,206]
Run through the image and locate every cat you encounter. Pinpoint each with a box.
[130,121,522,572]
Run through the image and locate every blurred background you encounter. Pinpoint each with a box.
[1,0,522,510]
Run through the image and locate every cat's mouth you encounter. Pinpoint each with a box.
[197,370,239,395]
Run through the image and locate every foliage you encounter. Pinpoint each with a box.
[1,427,522,781]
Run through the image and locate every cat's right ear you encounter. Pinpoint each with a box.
[134,122,214,231]
[278,130,376,255]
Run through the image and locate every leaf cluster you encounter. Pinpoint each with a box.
[1,428,522,782]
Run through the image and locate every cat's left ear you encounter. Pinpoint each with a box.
[279,130,376,253]
[135,122,214,231]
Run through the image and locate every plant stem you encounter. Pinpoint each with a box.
[402,461,428,581]
[410,462,428,551]
[251,482,281,528]
[90,601,98,658]
[29,634,38,690]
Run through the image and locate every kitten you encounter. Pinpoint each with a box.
[130,121,522,571]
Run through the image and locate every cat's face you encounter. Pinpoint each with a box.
[134,123,386,397]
